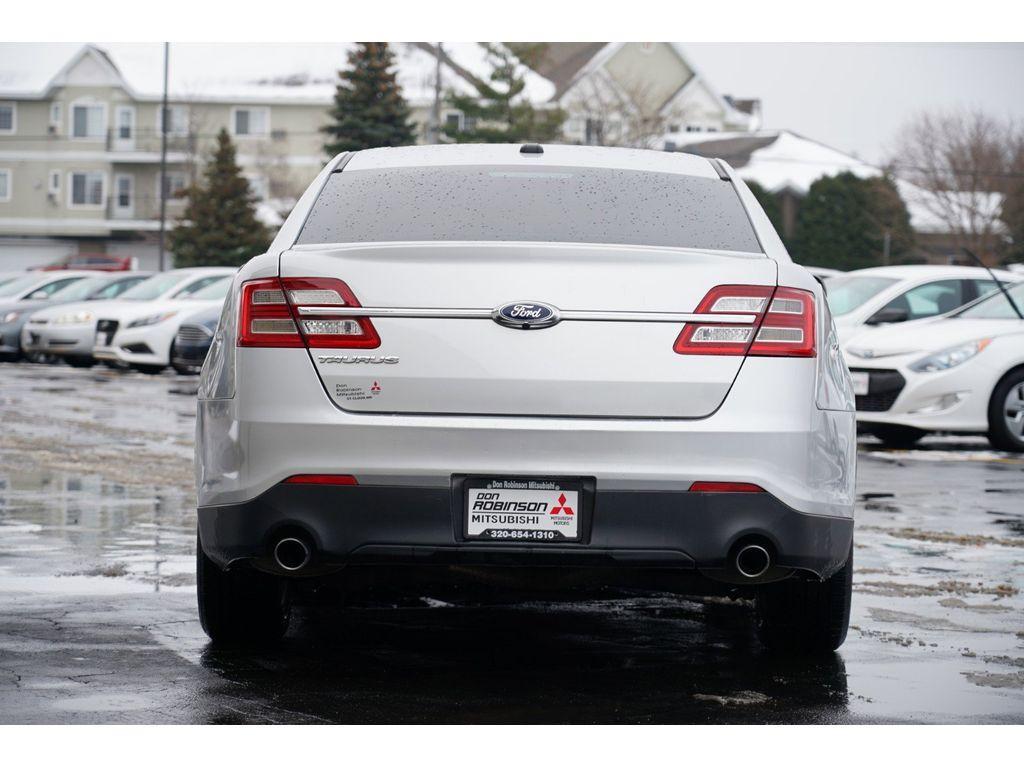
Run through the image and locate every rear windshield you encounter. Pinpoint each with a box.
[297,165,762,253]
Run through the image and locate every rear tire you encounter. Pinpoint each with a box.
[869,424,925,449]
[755,546,853,654]
[987,368,1024,453]
[197,533,290,645]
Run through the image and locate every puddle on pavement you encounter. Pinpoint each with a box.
[0,470,196,593]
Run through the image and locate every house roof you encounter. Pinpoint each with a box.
[664,128,1002,235]
[0,42,556,105]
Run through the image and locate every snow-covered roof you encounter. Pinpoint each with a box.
[664,128,1002,235]
[0,42,556,105]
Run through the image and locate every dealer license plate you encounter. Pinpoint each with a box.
[465,478,581,542]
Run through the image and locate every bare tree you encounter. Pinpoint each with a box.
[560,67,698,150]
[890,110,1021,263]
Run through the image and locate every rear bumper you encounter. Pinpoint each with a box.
[198,483,853,580]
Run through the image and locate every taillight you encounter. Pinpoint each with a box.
[673,285,815,358]
[237,277,380,349]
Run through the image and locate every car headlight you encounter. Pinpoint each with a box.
[127,311,178,329]
[909,339,991,373]
[2,311,20,324]
[52,310,94,325]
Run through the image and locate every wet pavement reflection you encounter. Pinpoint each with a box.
[1,363,1022,723]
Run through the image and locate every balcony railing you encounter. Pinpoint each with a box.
[106,127,199,155]
[105,192,187,221]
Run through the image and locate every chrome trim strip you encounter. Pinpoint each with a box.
[295,306,756,324]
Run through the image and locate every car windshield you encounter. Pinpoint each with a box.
[0,274,44,298]
[118,272,189,301]
[825,276,899,316]
[48,276,110,301]
[186,277,231,300]
[297,165,763,253]
[956,282,1024,320]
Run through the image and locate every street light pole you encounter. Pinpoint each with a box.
[430,43,443,144]
[157,42,170,272]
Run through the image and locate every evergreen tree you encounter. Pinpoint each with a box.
[170,129,270,268]
[447,43,564,144]
[745,180,784,238]
[322,42,415,155]
[790,172,914,270]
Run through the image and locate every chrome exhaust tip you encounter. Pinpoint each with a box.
[735,544,771,579]
[273,536,311,572]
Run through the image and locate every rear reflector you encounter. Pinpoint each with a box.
[283,474,359,486]
[238,277,380,349]
[674,284,816,357]
[688,481,765,493]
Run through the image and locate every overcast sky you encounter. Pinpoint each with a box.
[680,42,1024,164]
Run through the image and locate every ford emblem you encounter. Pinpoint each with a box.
[492,301,560,330]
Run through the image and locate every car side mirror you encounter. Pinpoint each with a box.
[28,290,50,300]
[866,307,909,325]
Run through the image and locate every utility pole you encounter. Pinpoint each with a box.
[882,229,891,266]
[157,42,170,272]
[430,43,443,144]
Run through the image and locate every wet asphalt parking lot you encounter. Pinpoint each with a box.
[0,363,1022,724]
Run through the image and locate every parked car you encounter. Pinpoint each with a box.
[38,254,136,271]
[22,267,234,368]
[195,144,856,653]
[827,265,1019,348]
[845,280,1024,450]
[12,272,151,363]
[96,276,232,374]
[171,305,221,375]
[0,271,98,360]
[0,272,23,290]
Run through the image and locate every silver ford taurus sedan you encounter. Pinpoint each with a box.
[195,143,856,652]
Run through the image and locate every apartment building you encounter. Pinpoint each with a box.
[0,42,760,269]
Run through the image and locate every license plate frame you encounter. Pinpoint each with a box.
[454,475,595,544]
[850,371,870,396]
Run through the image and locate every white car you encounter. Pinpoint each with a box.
[0,270,99,359]
[194,143,856,652]
[826,265,1020,348]
[23,267,234,368]
[95,276,233,374]
[845,280,1024,450]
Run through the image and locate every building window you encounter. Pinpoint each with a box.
[115,175,134,209]
[50,102,62,132]
[444,112,462,134]
[69,172,105,207]
[232,107,269,137]
[116,106,135,140]
[157,171,188,200]
[0,103,16,134]
[71,103,106,139]
[0,169,11,202]
[48,170,60,196]
[157,105,189,136]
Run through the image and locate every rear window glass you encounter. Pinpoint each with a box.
[297,165,762,253]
